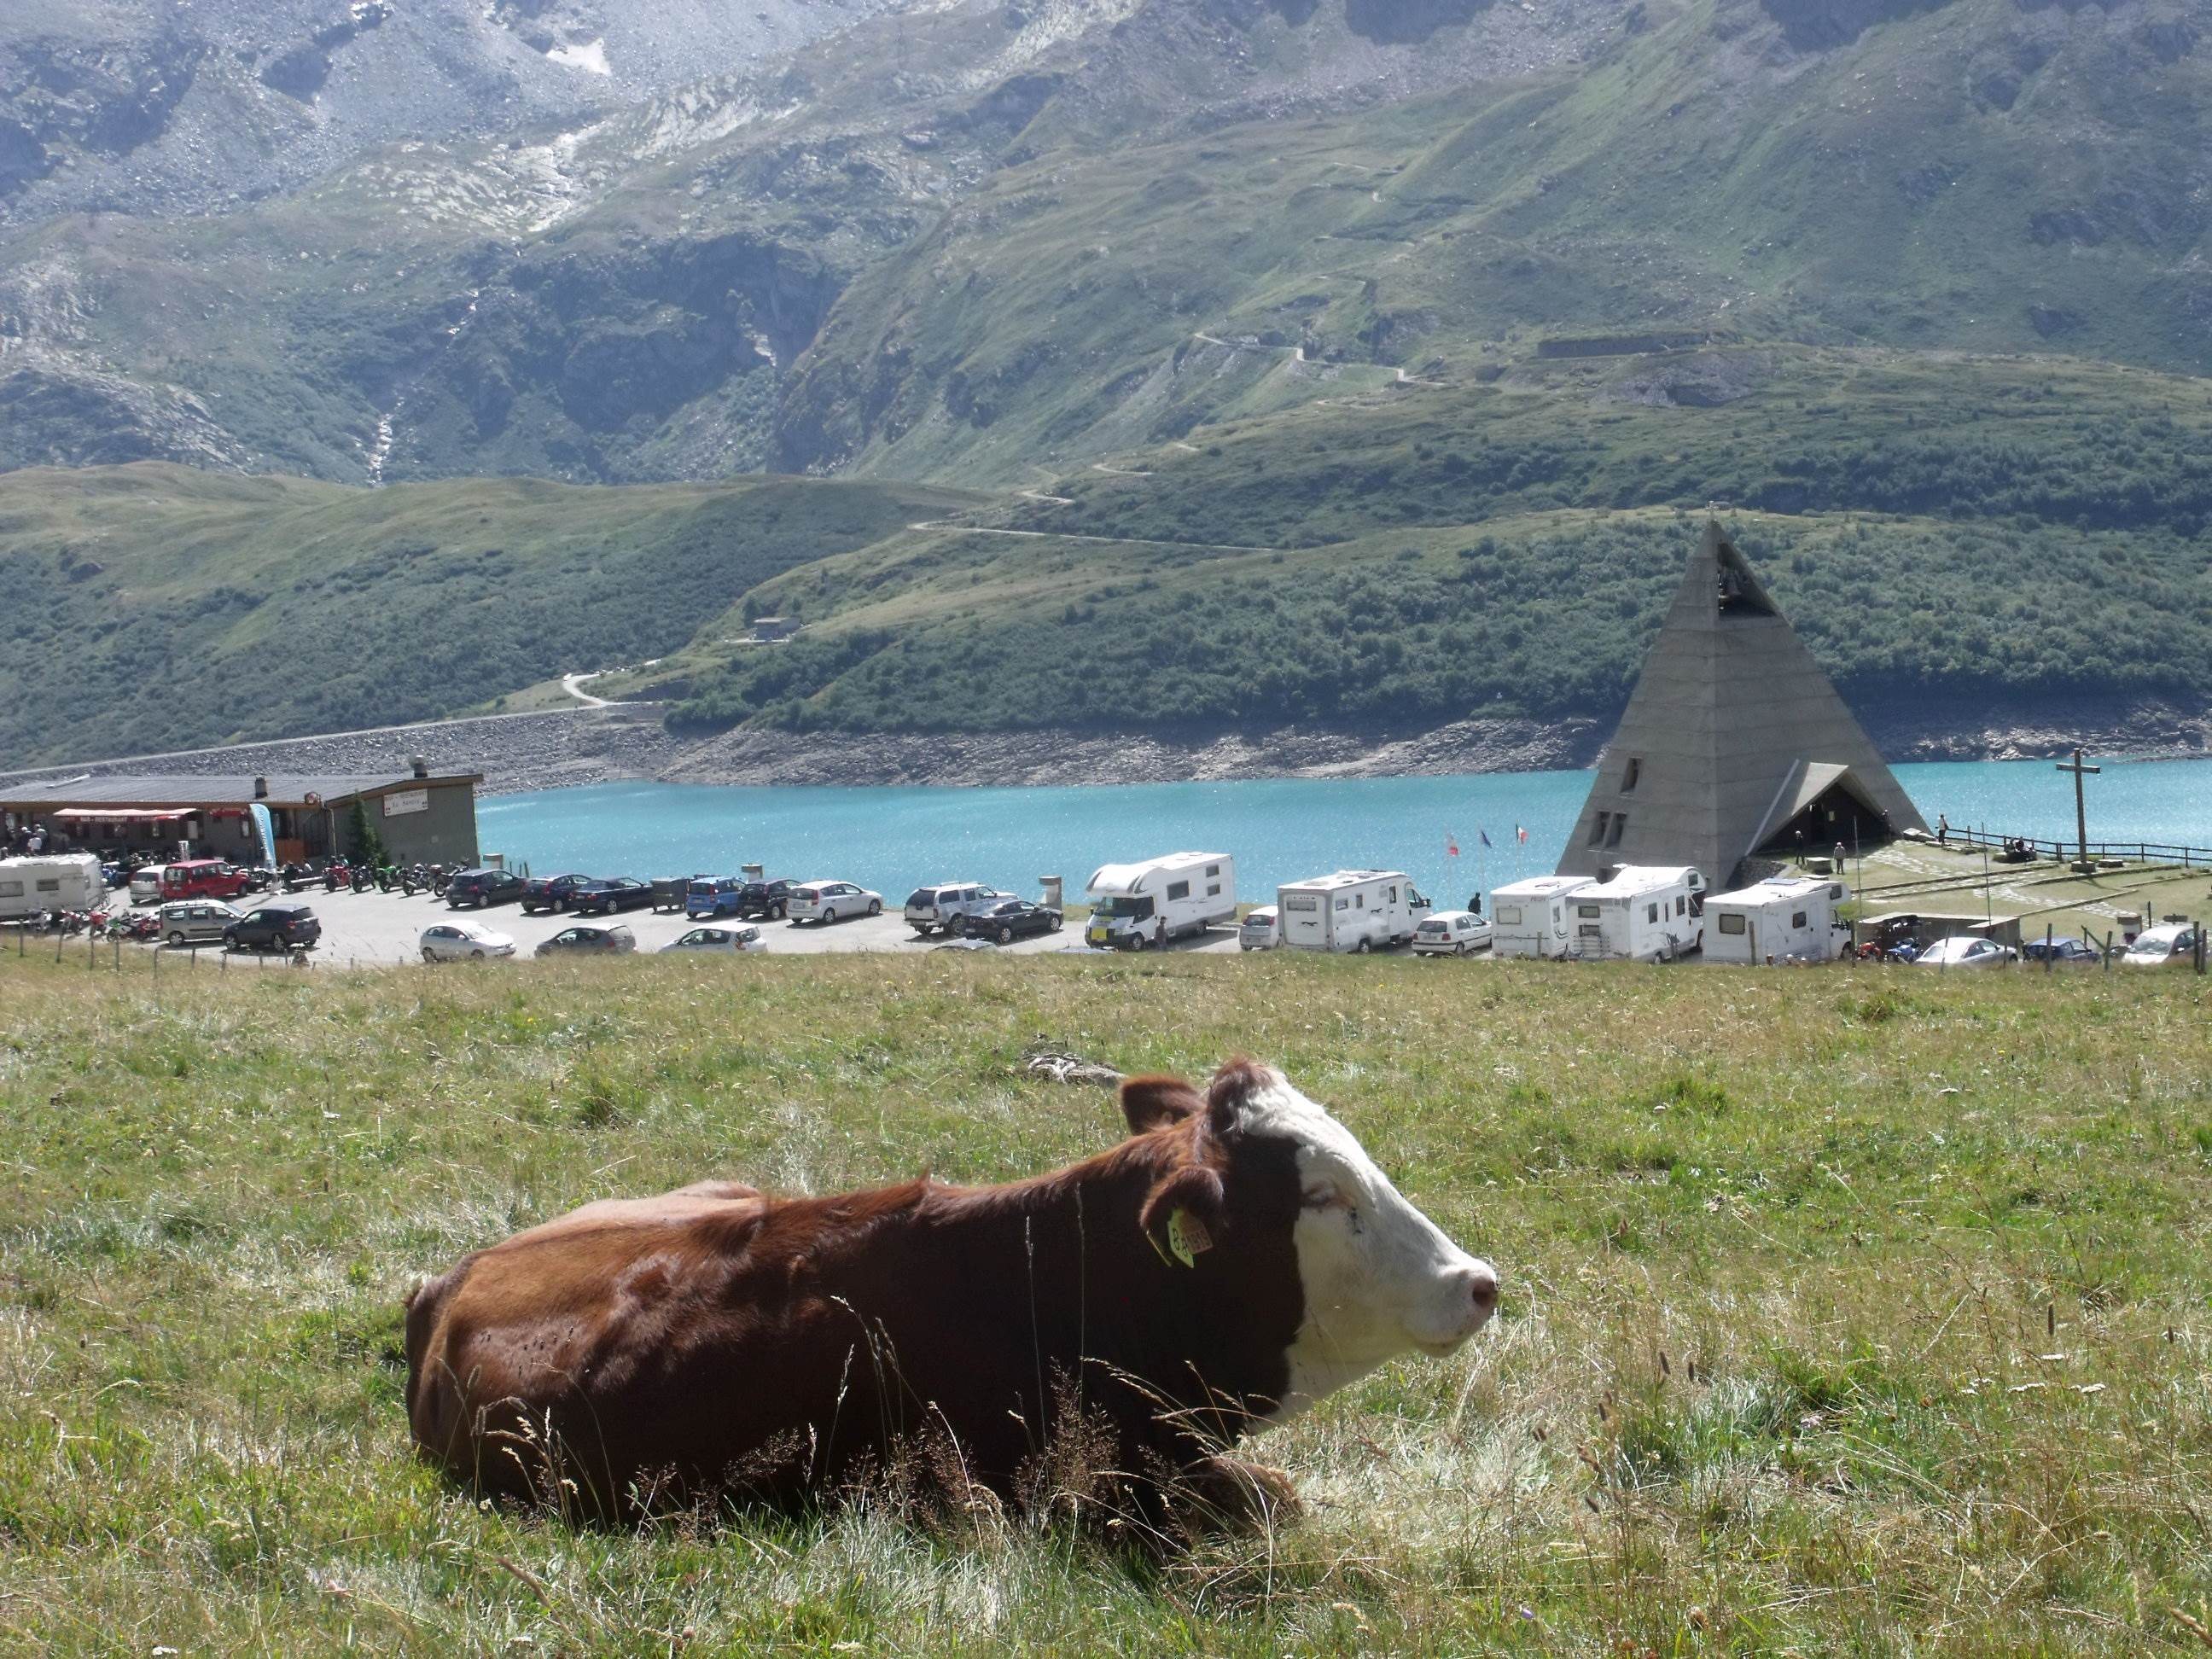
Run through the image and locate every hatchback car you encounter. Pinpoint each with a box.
[521,872,596,914]
[954,899,1062,944]
[904,882,1005,936]
[567,876,655,917]
[661,924,767,954]
[446,868,527,910]
[1915,935,2017,969]
[2122,923,2199,969]
[1412,910,1494,956]
[1238,906,1280,951]
[788,881,882,925]
[736,879,795,920]
[157,899,242,947]
[420,921,517,962]
[2022,936,2104,967]
[535,924,637,957]
[224,901,321,952]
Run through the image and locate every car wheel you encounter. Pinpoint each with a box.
[166,931,185,947]
[1355,938,1371,954]
[1129,932,1147,952]
[867,899,882,917]
[997,925,1015,945]
[822,909,837,925]
[422,947,438,963]
[471,949,486,960]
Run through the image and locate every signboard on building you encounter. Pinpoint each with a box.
[381,788,430,818]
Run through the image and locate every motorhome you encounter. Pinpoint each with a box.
[1564,864,1707,961]
[1703,874,1850,965]
[0,853,104,921]
[1487,875,1593,959]
[1275,870,1433,953]
[1084,853,1235,949]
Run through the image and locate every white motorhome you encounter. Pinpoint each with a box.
[1276,870,1433,953]
[1703,874,1849,965]
[1564,864,1707,961]
[1084,852,1236,949]
[1488,875,1593,959]
[0,853,104,920]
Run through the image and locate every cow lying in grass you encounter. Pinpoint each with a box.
[404,1059,1498,1536]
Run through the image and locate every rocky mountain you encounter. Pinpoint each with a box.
[4,0,2203,493]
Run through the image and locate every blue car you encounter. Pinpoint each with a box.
[686,875,746,919]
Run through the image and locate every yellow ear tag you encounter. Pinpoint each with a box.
[1167,1207,1212,1267]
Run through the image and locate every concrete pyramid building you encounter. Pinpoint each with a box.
[1557,521,1926,888]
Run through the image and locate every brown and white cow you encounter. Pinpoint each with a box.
[405,1059,1497,1529]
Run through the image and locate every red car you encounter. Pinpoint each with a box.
[145,859,250,903]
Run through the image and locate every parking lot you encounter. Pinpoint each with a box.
[167,883,1245,967]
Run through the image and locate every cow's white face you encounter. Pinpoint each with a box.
[1233,1068,1498,1416]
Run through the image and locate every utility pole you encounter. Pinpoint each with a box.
[2055,748,2101,869]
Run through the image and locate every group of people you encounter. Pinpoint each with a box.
[4,820,53,857]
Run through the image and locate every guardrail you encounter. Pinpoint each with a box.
[1930,827,2211,867]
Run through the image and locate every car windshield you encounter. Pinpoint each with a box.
[1417,920,1446,934]
[1096,896,1154,920]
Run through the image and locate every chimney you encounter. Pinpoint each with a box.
[410,754,429,780]
[253,776,269,800]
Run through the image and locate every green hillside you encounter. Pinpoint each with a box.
[0,465,981,765]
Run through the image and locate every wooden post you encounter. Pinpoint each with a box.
[2055,748,2100,868]
[2045,923,2053,974]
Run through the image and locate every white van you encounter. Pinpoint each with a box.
[1564,864,1706,961]
[1085,853,1235,949]
[1489,875,1594,959]
[1276,870,1433,953]
[0,853,105,920]
[1704,875,1849,965]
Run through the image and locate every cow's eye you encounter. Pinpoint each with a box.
[1301,1183,1346,1211]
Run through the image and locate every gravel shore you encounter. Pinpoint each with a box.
[4,696,2205,799]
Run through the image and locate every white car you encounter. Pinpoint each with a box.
[1412,910,1494,956]
[662,923,768,954]
[1238,905,1280,951]
[786,880,882,925]
[1915,935,2016,969]
[2122,923,2199,969]
[420,920,516,962]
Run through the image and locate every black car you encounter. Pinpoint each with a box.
[446,868,527,910]
[521,872,597,914]
[953,899,1063,944]
[567,876,655,917]
[224,900,321,952]
[736,878,793,920]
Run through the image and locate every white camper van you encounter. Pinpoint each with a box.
[1085,853,1236,949]
[1276,870,1433,953]
[1703,875,1849,965]
[1488,875,1593,959]
[0,853,105,921]
[1564,864,1707,961]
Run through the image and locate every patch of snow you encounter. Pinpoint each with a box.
[546,38,611,77]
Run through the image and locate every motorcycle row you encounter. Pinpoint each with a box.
[284,858,457,899]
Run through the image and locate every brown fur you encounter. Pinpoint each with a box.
[405,1068,1306,1529]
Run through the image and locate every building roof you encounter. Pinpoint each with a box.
[1280,870,1406,891]
[0,771,480,811]
[1556,521,1926,889]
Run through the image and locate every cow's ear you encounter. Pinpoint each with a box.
[1206,1058,1273,1136]
[1121,1075,1204,1137]
[1139,1161,1225,1268]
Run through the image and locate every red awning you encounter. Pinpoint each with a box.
[49,807,194,820]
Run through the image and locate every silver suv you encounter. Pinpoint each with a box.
[158,900,242,947]
[903,882,1006,937]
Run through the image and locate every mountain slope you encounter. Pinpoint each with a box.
[0,463,979,765]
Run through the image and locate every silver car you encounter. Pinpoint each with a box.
[420,920,517,962]
[903,882,1005,935]
[1915,935,2016,969]
[157,899,242,947]
[536,923,637,957]
[787,881,882,925]
[662,923,767,954]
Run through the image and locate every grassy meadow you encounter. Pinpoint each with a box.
[3,949,2211,1654]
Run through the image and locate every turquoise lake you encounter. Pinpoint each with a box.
[477,754,2212,907]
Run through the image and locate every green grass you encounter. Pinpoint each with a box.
[3,949,2211,1651]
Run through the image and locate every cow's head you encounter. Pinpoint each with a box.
[1121,1060,1499,1417]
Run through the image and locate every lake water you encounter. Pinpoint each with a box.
[477,754,2212,909]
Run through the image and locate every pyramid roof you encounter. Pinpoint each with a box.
[1555,521,1926,888]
